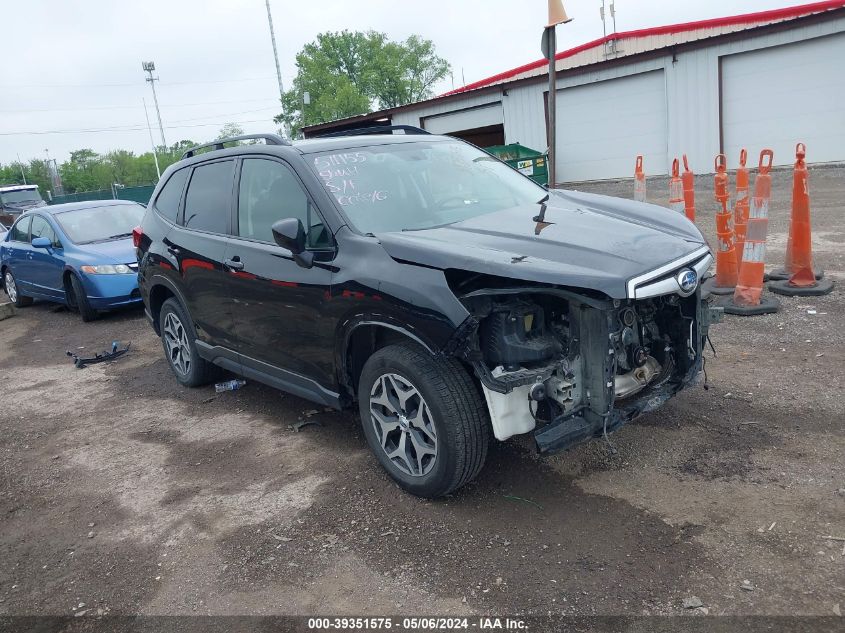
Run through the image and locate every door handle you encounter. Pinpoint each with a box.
[223,257,244,271]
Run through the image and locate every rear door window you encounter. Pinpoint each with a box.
[183,161,235,234]
[154,167,189,224]
[10,215,31,242]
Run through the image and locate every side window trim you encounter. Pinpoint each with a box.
[181,158,237,235]
[233,155,334,250]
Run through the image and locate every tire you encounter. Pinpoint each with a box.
[67,274,98,322]
[357,342,490,498]
[3,269,33,307]
[159,297,220,388]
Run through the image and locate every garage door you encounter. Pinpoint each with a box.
[722,33,845,166]
[422,102,503,135]
[555,70,668,182]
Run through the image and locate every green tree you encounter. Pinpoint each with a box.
[216,123,244,140]
[276,30,450,136]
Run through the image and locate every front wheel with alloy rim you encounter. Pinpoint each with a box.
[358,342,490,498]
[159,298,220,387]
[3,270,33,307]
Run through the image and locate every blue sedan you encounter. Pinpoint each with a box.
[0,200,144,321]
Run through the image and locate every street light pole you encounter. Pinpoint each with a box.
[143,98,162,180]
[142,61,167,148]
[543,0,572,189]
[264,0,288,137]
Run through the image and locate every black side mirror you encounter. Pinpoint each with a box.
[271,218,313,269]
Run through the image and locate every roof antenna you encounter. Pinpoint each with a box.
[600,0,619,57]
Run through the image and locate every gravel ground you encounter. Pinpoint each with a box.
[0,165,842,620]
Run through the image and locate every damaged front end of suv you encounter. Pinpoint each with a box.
[446,266,719,454]
[375,183,722,456]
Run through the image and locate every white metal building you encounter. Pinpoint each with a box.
[303,1,845,184]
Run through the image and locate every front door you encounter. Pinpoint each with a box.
[225,156,336,390]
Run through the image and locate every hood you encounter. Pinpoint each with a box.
[4,200,46,213]
[375,189,707,299]
[78,237,136,264]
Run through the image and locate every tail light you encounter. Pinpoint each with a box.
[132,225,143,248]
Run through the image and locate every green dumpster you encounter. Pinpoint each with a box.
[485,143,549,186]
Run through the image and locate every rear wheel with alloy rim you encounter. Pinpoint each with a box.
[358,342,489,498]
[4,270,33,307]
[159,297,220,387]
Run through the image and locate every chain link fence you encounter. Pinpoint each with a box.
[48,184,156,206]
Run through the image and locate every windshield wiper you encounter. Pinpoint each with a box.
[106,232,133,239]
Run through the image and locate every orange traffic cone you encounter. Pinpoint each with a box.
[669,158,684,215]
[705,154,738,295]
[733,149,750,261]
[769,144,834,297]
[681,155,695,222]
[634,155,646,203]
[723,150,780,315]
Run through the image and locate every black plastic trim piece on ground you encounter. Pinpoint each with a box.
[768,277,834,297]
[768,268,825,281]
[701,277,735,296]
[720,295,780,316]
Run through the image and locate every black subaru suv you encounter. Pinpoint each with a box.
[135,129,719,498]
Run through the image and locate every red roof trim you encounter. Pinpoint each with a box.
[441,0,845,96]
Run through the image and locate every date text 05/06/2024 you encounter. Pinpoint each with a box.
[307,617,528,630]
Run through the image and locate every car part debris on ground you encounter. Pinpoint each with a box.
[215,379,246,393]
[66,341,131,369]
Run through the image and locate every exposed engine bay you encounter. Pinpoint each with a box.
[449,279,719,454]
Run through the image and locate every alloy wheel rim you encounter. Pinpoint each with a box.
[5,273,17,303]
[162,312,191,377]
[369,373,437,477]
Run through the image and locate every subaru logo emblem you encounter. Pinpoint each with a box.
[676,268,698,295]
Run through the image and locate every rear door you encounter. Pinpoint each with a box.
[5,215,33,293]
[224,156,336,390]
[165,159,239,348]
[27,214,65,300]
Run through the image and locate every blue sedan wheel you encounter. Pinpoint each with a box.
[67,275,98,322]
[4,270,33,307]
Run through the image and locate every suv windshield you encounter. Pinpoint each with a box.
[309,140,546,233]
[1,189,43,205]
[54,204,144,244]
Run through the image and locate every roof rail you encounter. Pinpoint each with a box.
[181,133,290,159]
[316,125,430,138]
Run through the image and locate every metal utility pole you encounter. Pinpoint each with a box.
[43,149,64,196]
[264,0,287,137]
[16,153,26,184]
[142,61,167,148]
[143,98,162,180]
[542,0,573,189]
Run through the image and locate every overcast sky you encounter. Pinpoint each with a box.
[1,0,803,164]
